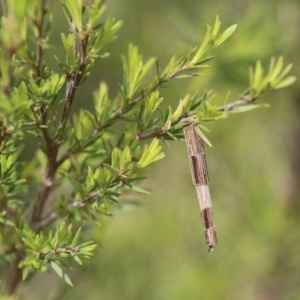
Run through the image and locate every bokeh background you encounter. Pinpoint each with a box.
[22,0,300,299]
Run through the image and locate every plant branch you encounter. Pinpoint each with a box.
[34,0,47,84]
[218,95,259,112]
[59,22,88,129]
[7,249,23,295]
[31,18,90,229]
[56,65,190,166]
[103,66,188,126]
[36,94,263,229]
[30,2,59,228]
[31,23,89,228]
[6,2,50,295]
[136,131,163,140]
[137,94,261,140]
[1,51,15,96]
[34,211,59,230]
[35,200,86,230]
[35,171,131,230]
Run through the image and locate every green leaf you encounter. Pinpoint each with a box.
[103,163,120,176]
[194,56,215,66]
[51,261,73,287]
[252,60,263,91]
[63,0,82,31]
[165,130,178,140]
[94,205,112,216]
[93,17,123,51]
[194,125,212,147]
[21,237,35,249]
[119,146,132,170]
[61,33,75,65]
[274,76,296,89]
[211,16,221,39]
[0,217,15,227]
[215,24,237,46]
[70,228,81,248]
[198,124,211,133]
[78,249,94,256]
[81,244,97,252]
[170,94,191,122]
[78,242,97,250]
[231,104,260,113]
[22,267,30,280]
[72,254,82,265]
[67,176,85,196]
[137,138,165,168]
[269,57,283,81]
[111,147,120,169]
[175,73,201,79]
[125,183,150,194]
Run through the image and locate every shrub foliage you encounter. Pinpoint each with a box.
[0,0,295,295]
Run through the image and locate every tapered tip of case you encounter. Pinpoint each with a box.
[208,245,214,252]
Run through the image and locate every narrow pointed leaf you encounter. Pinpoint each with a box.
[274,76,296,89]
[231,104,260,113]
[215,24,237,46]
[125,183,150,194]
[51,261,73,287]
[194,125,212,147]
[70,228,81,248]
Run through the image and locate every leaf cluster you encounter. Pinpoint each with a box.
[16,221,96,286]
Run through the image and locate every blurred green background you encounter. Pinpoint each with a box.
[22,0,300,299]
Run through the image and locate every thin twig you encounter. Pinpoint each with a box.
[35,170,130,230]
[7,249,24,295]
[56,66,188,166]
[218,95,258,112]
[34,211,59,229]
[59,22,88,129]
[31,20,89,229]
[7,1,50,294]
[34,0,47,84]
[136,131,162,140]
